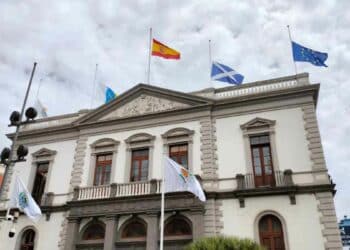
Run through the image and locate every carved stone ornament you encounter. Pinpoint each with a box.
[100,94,190,120]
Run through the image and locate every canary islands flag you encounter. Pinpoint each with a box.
[9,176,42,222]
[152,39,180,60]
[164,156,206,202]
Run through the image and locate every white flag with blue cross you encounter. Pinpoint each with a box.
[211,61,244,85]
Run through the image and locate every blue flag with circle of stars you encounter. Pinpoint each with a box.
[292,41,328,67]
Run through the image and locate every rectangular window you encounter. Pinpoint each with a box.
[169,144,188,169]
[94,154,112,186]
[250,135,275,187]
[32,162,49,205]
[130,149,149,182]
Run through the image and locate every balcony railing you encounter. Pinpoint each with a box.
[236,170,294,190]
[72,170,294,202]
[73,180,162,201]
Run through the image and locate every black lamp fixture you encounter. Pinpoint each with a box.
[16,145,28,161]
[25,107,37,121]
[0,147,11,164]
[9,111,20,126]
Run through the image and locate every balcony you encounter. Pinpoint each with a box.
[73,180,162,201]
[236,170,294,190]
[234,170,296,207]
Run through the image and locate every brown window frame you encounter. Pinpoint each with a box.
[169,143,189,169]
[250,135,275,188]
[164,217,192,237]
[93,154,112,186]
[31,162,49,205]
[82,223,105,241]
[20,229,35,250]
[121,220,147,240]
[130,149,149,182]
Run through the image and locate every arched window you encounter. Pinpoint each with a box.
[82,223,105,241]
[164,217,192,237]
[121,220,147,240]
[164,216,193,249]
[20,229,35,250]
[259,215,285,250]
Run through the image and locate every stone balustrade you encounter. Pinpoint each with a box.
[73,179,162,201]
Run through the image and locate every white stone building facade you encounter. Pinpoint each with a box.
[0,73,342,250]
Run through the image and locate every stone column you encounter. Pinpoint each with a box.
[64,218,80,250]
[192,211,204,240]
[104,216,118,250]
[146,213,159,250]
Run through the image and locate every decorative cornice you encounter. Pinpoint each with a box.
[90,138,120,148]
[0,184,336,217]
[125,133,156,144]
[7,83,319,144]
[161,127,194,139]
[32,147,57,157]
[240,117,276,130]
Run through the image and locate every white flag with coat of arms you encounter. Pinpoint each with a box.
[9,176,42,222]
[164,156,206,202]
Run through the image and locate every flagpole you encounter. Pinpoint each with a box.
[0,62,37,201]
[90,63,98,108]
[147,28,152,85]
[160,155,165,250]
[287,25,298,76]
[209,40,213,88]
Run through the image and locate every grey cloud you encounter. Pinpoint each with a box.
[0,0,349,219]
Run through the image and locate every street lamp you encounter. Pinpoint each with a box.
[0,62,38,200]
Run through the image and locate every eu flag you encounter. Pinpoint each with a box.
[292,41,328,67]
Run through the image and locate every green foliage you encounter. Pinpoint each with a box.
[185,236,266,250]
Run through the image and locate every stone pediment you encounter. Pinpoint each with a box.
[240,117,276,130]
[99,94,190,120]
[75,84,212,124]
[32,148,57,157]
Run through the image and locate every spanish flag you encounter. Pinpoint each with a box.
[152,39,180,59]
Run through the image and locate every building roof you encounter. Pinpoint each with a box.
[8,72,319,142]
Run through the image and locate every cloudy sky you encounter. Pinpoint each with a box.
[0,1,349,219]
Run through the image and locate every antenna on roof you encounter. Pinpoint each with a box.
[90,63,99,108]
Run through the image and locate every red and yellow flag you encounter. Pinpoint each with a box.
[151,39,180,59]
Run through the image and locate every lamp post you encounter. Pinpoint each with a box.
[0,62,38,200]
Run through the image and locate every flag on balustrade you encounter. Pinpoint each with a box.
[164,156,206,202]
[9,176,42,222]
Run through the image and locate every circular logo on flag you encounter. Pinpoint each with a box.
[18,192,29,209]
[179,167,189,183]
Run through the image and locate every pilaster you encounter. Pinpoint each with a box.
[64,218,80,250]
[316,192,342,250]
[69,135,88,191]
[302,105,329,183]
[104,216,118,250]
[146,213,159,250]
